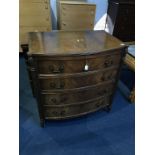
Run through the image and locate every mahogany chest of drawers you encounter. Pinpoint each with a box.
[26,30,127,127]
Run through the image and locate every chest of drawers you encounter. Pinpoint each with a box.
[26,30,127,127]
[57,1,96,30]
[19,0,52,52]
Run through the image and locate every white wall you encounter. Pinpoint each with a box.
[50,0,108,30]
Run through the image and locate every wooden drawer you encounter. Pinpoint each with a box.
[39,68,117,90]
[60,4,96,12]
[60,20,94,30]
[36,53,121,74]
[42,82,114,106]
[20,15,51,27]
[61,10,95,21]
[19,2,50,16]
[44,96,110,119]
[20,26,51,44]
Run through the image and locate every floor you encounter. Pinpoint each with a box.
[19,56,135,155]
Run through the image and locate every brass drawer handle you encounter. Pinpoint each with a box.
[104,59,113,67]
[95,100,104,108]
[60,110,66,116]
[58,81,65,89]
[59,65,64,73]
[48,65,64,73]
[50,97,57,103]
[95,103,101,108]
[52,110,66,116]
[101,74,113,81]
[50,81,65,89]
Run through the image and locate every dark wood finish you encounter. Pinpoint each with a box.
[42,82,114,106]
[28,31,125,55]
[106,0,135,42]
[44,96,110,119]
[39,68,117,90]
[36,52,121,74]
[27,30,127,127]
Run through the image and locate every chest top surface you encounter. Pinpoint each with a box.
[28,30,126,56]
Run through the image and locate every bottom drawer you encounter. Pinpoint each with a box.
[44,96,111,119]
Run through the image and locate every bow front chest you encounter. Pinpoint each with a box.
[26,30,127,127]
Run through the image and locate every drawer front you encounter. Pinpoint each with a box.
[20,15,51,27]
[20,2,50,16]
[60,19,94,30]
[60,4,96,13]
[61,10,95,21]
[39,69,117,90]
[44,96,110,119]
[42,83,114,106]
[36,53,121,74]
[20,26,51,44]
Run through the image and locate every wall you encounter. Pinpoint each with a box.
[87,0,108,30]
[50,0,108,30]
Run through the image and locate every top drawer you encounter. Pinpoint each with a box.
[20,2,50,16]
[35,52,121,74]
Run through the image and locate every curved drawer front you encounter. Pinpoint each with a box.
[42,83,113,106]
[36,52,121,74]
[44,96,110,119]
[39,68,117,90]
